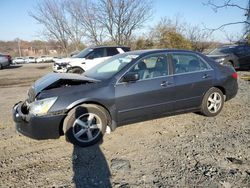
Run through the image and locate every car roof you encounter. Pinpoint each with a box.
[220,44,250,48]
[123,49,201,56]
[89,45,130,49]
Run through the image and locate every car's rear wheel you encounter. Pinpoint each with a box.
[67,67,84,74]
[0,64,2,70]
[63,104,108,147]
[201,87,224,117]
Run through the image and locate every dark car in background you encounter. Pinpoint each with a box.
[207,44,250,70]
[0,54,11,69]
[13,49,238,147]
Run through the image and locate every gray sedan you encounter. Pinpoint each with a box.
[13,49,238,147]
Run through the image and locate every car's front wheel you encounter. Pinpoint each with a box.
[63,104,108,147]
[201,87,224,117]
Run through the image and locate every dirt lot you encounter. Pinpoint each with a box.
[0,63,249,187]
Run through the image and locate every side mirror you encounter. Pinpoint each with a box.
[122,72,139,83]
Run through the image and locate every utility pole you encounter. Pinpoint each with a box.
[17,38,22,57]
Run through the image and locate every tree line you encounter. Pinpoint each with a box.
[28,0,249,55]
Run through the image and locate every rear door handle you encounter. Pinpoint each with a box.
[202,74,211,79]
[161,81,173,87]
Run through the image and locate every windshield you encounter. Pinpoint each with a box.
[209,46,236,55]
[84,53,140,80]
[73,48,93,58]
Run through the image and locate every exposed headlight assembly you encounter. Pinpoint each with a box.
[60,62,70,67]
[29,97,57,115]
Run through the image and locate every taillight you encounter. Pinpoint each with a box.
[232,72,238,79]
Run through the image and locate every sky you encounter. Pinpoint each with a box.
[0,0,248,42]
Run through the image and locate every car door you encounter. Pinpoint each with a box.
[235,46,250,68]
[234,46,247,68]
[170,52,214,111]
[115,53,175,124]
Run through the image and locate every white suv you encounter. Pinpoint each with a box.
[53,46,130,74]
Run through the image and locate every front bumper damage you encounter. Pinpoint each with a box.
[52,63,68,73]
[12,102,65,140]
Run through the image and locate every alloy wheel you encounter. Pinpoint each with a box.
[72,113,102,143]
[207,92,222,113]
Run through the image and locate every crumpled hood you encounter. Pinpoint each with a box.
[28,73,99,102]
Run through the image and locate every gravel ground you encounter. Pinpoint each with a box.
[0,63,249,188]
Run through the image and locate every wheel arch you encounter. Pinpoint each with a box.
[61,100,115,135]
[67,66,85,72]
[213,85,226,95]
[228,60,234,66]
[212,85,227,101]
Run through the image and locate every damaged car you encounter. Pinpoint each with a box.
[53,46,130,74]
[12,49,238,147]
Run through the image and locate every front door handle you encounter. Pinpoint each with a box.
[202,74,211,79]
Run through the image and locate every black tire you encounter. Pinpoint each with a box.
[67,67,84,74]
[0,64,2,70]
[200,87,224,117]
[63,104,108,147]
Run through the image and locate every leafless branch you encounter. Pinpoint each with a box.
[204,0,248,12]
[204,21,250,33]
[97,0,153,45]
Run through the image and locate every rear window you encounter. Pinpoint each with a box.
[121,47,130,52]
[107,48,119,56]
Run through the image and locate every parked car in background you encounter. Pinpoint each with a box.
[36,56,53,63]
[52,56,62,62]
[13,49,238,147]
[207,44,250,70]
[53,46,130,74]
[0,54,10,69]
[0,53,12,64]
[12,57,25,64]
[25,56,36,63]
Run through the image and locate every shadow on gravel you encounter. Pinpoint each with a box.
[72,142,111,188]
[4,65,23,69]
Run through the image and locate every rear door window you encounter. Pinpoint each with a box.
[171,53,209,74]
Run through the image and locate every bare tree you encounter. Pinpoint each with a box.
[30,0,85,54]
[204,0,250,36]
[185,25,212,52]
[66,0,104,45]
[97,0,153,45]
[31,0,153,47]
